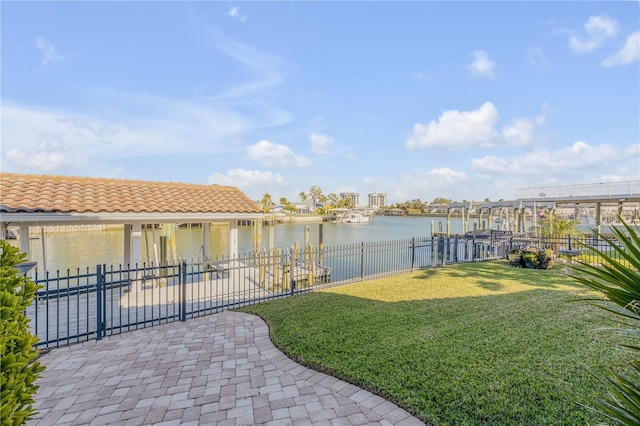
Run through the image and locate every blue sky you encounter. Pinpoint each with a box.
[2,1,639,204]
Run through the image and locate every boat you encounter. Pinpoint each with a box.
[342,212,370,223]
[330,209,370,223]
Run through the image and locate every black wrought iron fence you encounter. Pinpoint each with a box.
[511,234,627,264]
[24,234,572,349]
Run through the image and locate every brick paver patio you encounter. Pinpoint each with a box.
[28,311,425,425]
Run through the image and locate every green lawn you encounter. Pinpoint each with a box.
[240,261,631,425]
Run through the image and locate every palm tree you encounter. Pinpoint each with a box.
[309,185,323,209]
[328,193,339,206]
[261,193,274,213]
[569,218,640,425]
[298,191,307,202]
[538,210,580,237]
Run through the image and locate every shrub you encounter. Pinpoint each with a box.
[507,247,554,269]
[0,241,44,425]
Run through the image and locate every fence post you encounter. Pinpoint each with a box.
[471,236,476,262]
[411,237,416,270]
[180,260,187,321]
[453,235,459,263]
[568,235,572,251]
[96,264,103,341]
[290,248,295,296]
[360,242,365,280]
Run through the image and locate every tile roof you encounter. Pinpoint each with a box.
[0,173,262,214]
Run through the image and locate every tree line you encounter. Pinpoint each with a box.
[259,185,356,214]
[259,190,511,216]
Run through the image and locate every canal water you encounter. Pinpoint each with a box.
[9,216,476,273]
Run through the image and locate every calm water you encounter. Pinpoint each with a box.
[10,216,475,273]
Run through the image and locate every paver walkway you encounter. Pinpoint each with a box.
[29,311,425,425]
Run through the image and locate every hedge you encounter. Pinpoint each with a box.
[1,241,44,425]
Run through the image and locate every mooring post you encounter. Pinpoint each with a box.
[304,226,310,249]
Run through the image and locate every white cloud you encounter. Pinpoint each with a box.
[309,133,334,155]
[428,168,468,182]
[208,168,286,200]
[468,50,495,78]
[472,141,621,175]
[501,119,535,146]
[601,31,640,67]
[406,102,499,150]
[527,46,548,67]
[213,38,284,100]
[195,36,293,128]
[1,100,246,174]
[386,168,470,203]
[569,14,620,54]
[6,150,71,171]
[407,103,546,150]
[568,36,599,53]
[413,72,432,81]
[228,6,247,22]
[208,168,284,186]
[246,140,312,168]
[35,37,63,65]
[585,15,619,38]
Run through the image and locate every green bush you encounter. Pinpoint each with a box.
[508,247,554,269]
[1,241,44,425]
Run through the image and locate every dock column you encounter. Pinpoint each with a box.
[131,224,142,266]
[256,221,263,251]
[19,225,30,259]
[595,202,602,240]
[229,220,239,259]
[446,208,451,236]
[124,225,131,266]
[461,206,467,234]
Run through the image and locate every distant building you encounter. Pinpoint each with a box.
[295,204,312,214]
[368,192,386,209]
[340,192,360,207]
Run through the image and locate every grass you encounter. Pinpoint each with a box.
[239,260,633,425]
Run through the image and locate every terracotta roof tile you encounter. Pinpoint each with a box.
[0,173,262,214]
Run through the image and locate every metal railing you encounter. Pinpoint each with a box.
[511,233,628,264]
[27,233,615,349]
[515,180,640,200]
